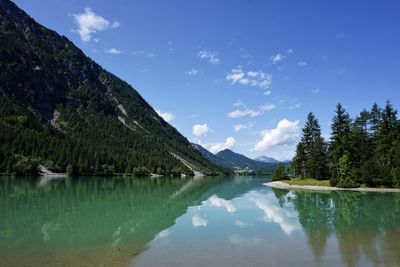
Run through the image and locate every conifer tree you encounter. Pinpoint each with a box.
[294,113,328,179]
[330,103,352,176]
[272,162,289,181]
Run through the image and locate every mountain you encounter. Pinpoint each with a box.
[254,155,279,164]
[191,143,230,168]
[0,0,225,176]
[216,149,276,170]
[192,144,277,171]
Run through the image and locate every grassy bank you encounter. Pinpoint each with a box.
[284,178,331,187]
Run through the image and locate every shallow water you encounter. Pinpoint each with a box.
[0,176,399,267]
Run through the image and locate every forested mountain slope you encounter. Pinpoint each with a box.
[0,0,225,176]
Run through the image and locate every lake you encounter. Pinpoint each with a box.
[0,176,399,267]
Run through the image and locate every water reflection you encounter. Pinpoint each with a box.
[2,176,400,267]
[134,178,400,267]
[272,189,400,266]
[0,176,226,267]
[251,195,300,235]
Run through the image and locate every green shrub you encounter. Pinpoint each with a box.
[272,163,289,181]
[329,176,339,187]
[13,157,40,176]
[133,167,150,177]
[336,154,359,188]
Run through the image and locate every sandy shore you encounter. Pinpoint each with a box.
[264,181,400,193]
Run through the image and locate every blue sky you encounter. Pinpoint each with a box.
[14,0,400,160]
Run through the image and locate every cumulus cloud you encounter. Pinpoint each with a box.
[271,53,286,64]
[192,213,208,227]
[228,109,261,118]
[198,51,220,64]
[71,8,119,42]
[105,48,121,54]
[264,90,272,96]
[192,124,210,138]
[185,68,199,76]
[251,196,300,235]
[228,103,276,118]
[204,195,236,213]
[226,67,272,90]
[156,110,175,122]
[209,137,236,153]
[311,88,320,93]
[155,229,170,239]
[298,61,307,66]
[234,122,254,132]
[254,119,300,151]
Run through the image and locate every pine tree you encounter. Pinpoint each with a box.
[294,142,307,177]
[376,100,398,185]
[272,162,289,181]
[330,103,352,176]
[6,156,14,174]
[349,112,373,171]
[294,113,328,179]
[310,136,329,180]
[369,103,382,136]
[336,154,359,188]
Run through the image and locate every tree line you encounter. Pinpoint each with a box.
[292,101,400,188]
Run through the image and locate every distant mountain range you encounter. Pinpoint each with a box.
[254,155,279,164]
[192,143,277,171]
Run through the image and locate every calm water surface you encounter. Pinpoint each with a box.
[0,176,399,267]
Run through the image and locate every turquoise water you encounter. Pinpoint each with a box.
[1,176,400,266]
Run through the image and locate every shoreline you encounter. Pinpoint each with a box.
[264,181,400,193]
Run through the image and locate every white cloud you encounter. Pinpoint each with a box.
[311,88,320,93]
[155,229,170,239]
[233,99,245,108]
[264,90,272,96]
[156,110,175,122]
[168,40,174,51]
[336,33,345,39]
[298,61,307,66]
[234,220,249,228]
[226,67,272,89]
[185,68,199,76]
[271,53,286,63]
[228,103,276,118]
[229,235,260,246]
[192,124,210,138]
[228,109,261,118]
[209,137,236,153]
[287,49,294,54]
[198,51,220,64]
[252,196,300,235]
[192,213,208,227]
[289,103,301,110]
[254,119,300,151]
[131,50,155,58]
[259,104,276,111]
[204,195,236,213]
[234,122,254,132]
[71,8,119,42]
[105,48,121,54]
